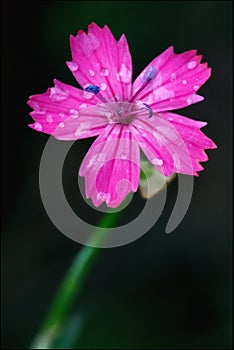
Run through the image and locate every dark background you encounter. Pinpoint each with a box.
[1,1,232,349]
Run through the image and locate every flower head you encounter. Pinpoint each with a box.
[28,22,217,208]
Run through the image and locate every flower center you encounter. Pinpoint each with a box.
[102,102,149,124]
[84,93,153,125]
[84,66,157,124]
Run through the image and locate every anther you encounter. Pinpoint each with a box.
[84,85,100,94]
[143,66,157,82]
[142,103,153,118]
[84,85,108,103]
[130,66,157,103]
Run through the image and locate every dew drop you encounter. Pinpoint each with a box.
[120,153,127,159]
[186,98,192,105]
[89,69,95,76]
[100,82,107,91]
[74,122,89,137]
[50,87,68,102]
[193,85,199,91]
[87,153,106,168]
[100,67,109,76]
[187,61,197,69]
[58,122,65,128]
[170,73,177,81]
[168,117,174,121]
[83,90,94,99]
[79,103,88,109]
[151,158,163,166]
[126,169,130,174]
[46,115,53,123]
[118,64,132,83]
[69,109,79,118]
[59,112,65,118]
[182,80,187,85]
[33,122,43,131]
[97,192,111,203]
[67,61,78,72]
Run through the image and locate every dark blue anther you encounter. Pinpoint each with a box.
[143,103,153,118]
[143,66,157,82]
[84,85,100,94]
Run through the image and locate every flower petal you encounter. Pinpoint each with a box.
[132,46,211,112]
[130,125,175,177]
[53,103,118,140]
[68,22,132,102]
[79,124,140,207]
[28,79,100,135]
[131,112,217,176]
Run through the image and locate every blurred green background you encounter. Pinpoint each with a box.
[1,1,232,348]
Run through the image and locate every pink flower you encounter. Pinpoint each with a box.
[28,22,217,208]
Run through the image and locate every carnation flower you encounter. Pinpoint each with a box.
[28,22,217,208]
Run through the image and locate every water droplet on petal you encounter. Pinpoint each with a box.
[186,98,192,105]
[33,122,43,131]
[69,109,79,118]
[120,153,127,159]
[100,82,107,91]
[87,153,106,168]
[168,117,173,121]
[67,61,78,72]
[193,85,199,91]
[100,67,109,76]
[97,192,111,203]
[79,103,88,109]
[126,169,129,174]
[74,122,89,137]
[187,61,197,69]
[59,112,65,118]
[89,69,95,76]
[58,122,65,128]
[170,73,177,81]
[118,64,132,83]
[50,87,68,102]
[152,158,163,166]
[46,115,53,123]
[182,80,187,85]
[83,90,94,99]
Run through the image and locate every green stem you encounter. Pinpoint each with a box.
[30,210,122,349]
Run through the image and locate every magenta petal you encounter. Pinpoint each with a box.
[130,125,175,177]
[79,124,140,207]
[68,22,132,101]
[52,103,117,140]
[132,46,211,112]
[132,112,217,176]
[28,79,98,135]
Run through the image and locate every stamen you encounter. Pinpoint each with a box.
[129,66,157,103]
[85,85,100,94]
[84,85,108,103]
[142,103,153,118]
[143,66,157,82]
